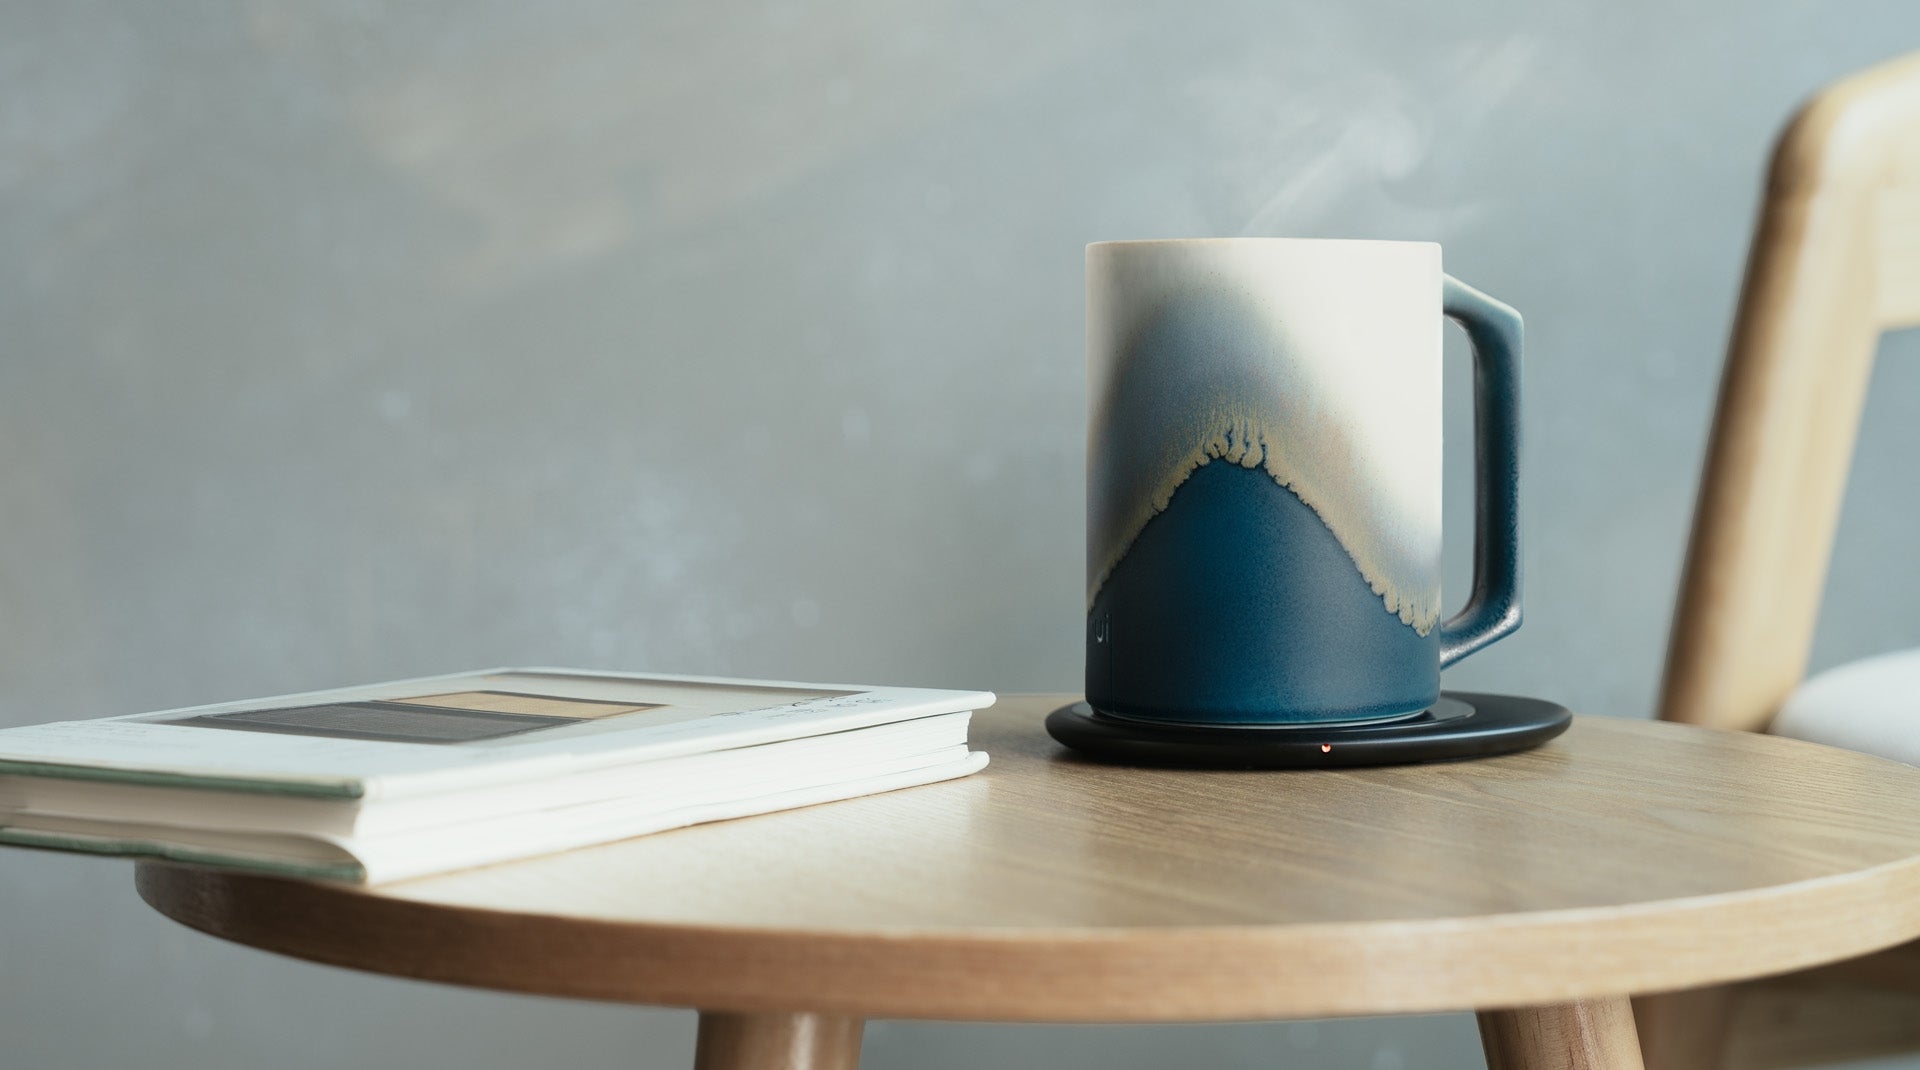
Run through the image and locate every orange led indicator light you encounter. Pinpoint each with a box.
[1320,744,1332,753]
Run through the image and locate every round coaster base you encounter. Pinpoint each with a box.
[1045,692,1572,768]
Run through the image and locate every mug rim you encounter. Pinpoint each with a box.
[1086,237,1440,251]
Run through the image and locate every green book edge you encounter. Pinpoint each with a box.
[0,759,363,799]
[0,828,366,883]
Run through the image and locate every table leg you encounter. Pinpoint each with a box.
[693,1011,864,1070]
[1477,997,1645,1070]
[1632,987,1732,1069]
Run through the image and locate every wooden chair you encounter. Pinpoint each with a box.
[1637,48,1920,1070]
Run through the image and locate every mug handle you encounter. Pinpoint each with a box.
[1437,275,1523,668]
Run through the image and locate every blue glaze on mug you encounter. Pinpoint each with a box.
[1088,276,1442,642]
[1087,460,1436,725]
[1083,240,1523,727]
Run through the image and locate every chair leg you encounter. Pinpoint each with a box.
[1633,987,1731,1070]
[694,1011,864,1070]
[1479,997,1646,1070]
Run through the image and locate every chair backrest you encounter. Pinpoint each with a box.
[1660,51,1920,731]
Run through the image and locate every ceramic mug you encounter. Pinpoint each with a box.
[1085,238,1522,726]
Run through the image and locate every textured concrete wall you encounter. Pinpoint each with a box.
[4,2,1919,1066]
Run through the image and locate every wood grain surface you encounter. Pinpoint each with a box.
[692,1012,861,1070]
[1480,999,1646,1070]
[136,696,1920,1022]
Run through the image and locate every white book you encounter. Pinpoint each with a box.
[0,667,994,884]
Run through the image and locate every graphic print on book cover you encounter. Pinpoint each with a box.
[157,680,859,746]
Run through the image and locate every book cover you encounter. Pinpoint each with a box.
[0,667,993,882]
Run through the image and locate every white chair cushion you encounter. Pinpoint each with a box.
[1771,648,1920,765]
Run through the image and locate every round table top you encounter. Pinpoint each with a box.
[137,696,1920,1022]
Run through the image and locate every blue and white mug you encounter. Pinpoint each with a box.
[1085,238,1522,726]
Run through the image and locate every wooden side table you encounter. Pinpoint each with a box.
[136,696,1920,1069]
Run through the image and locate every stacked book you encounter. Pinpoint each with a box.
[0,668,992,884]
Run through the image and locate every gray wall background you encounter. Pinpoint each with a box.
[4,2,1920,1067]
